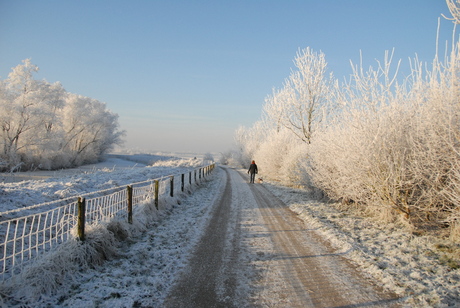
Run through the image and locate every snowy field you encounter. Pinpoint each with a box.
[0,153,205,218]
[0,154,459,307]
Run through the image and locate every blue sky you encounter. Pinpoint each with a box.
[0,0,454,154]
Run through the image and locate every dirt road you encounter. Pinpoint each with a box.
[163,167,401,307]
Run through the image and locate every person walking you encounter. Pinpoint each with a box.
[247,160,258,183]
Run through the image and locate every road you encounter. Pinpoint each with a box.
[163,166,401,307]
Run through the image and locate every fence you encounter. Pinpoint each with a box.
[0,163,215,280]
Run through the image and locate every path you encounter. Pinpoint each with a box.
[163,167,401,307]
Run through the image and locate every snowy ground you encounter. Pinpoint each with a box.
[0,155,459,307]
[0,154,224,307]
[0,153,205,218]
[264,183,460,307]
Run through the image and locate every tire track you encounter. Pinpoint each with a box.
[163,167,401,307]
[245,172,401,307]
[163,167,240,308]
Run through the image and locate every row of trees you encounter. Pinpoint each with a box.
[234,2,460,239]
[0,59,124,171]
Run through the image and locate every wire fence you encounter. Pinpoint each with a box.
[0,163,215,280]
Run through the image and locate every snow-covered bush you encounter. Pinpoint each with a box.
[234,121,268,168]
[308,44,460,236]
[252,129,288,181]
[250,128,309,186]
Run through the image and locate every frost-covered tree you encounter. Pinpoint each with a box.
[0,59,124,171]
[61,94,124,166]
[265,48,335,144]
[444,0,460,24]
[0,59,65,169]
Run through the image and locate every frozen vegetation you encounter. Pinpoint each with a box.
[232,5,460,245]
[0,59,124,172]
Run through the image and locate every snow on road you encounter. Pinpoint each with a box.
[165,166,400,307]
[246,171,399,307]
[2,159,459,307]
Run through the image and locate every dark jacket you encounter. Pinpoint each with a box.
[248,163,258,174]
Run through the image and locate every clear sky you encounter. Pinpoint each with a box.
[0,0,454,154]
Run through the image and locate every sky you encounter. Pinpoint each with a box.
[0,0,455,154]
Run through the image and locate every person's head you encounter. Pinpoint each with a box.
[252,160,255,164]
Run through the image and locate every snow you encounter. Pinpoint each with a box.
[263,182,460,307]
[0,153,219,307]
[0,155,459,307]
[0,153,203,219]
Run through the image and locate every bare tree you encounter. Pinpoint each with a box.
[265,48,334,144]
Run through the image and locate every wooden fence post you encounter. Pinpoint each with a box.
[181,173,185,192]
[170,176,174,197]
[127,185,133,224]
[189,172,192,185]
[154,180,159,210]
[77,197,86,241]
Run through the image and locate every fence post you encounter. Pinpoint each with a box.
[189,172,192,186]
[181,173,185,192]
[154,180,159,210]
[127,185,133,224]
[170,176,174,197]
[77,197,86,241]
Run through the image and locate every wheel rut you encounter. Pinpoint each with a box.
[163,167,401,307]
